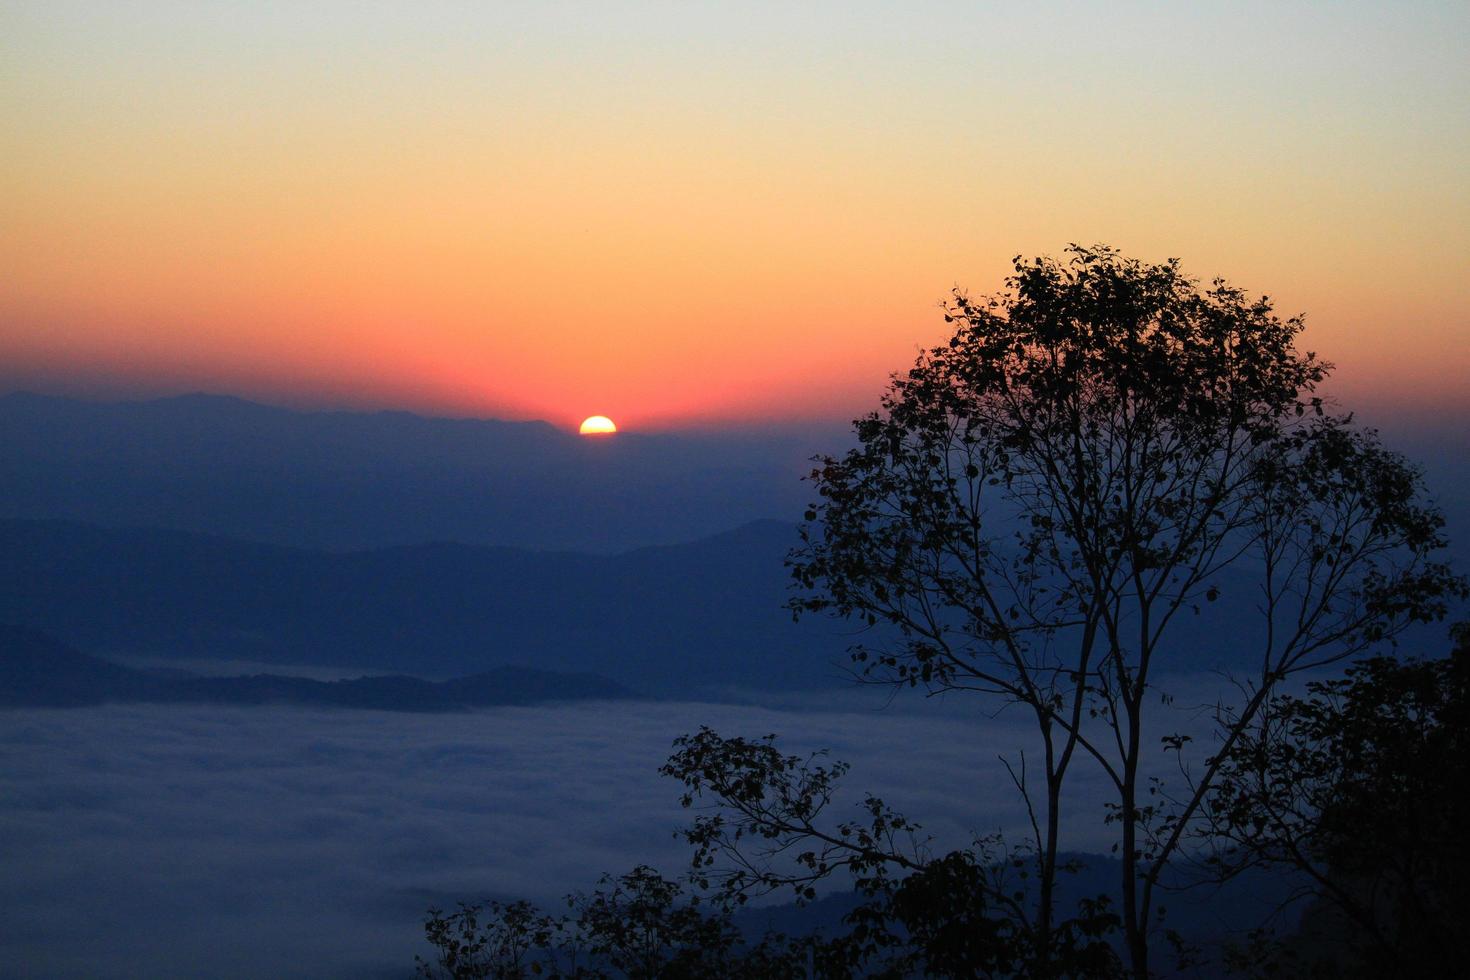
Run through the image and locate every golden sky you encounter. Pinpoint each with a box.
[3,2,1466,429]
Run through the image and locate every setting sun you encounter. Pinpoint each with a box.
[579,415,617,435]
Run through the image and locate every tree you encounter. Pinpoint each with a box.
[421,245,1462,978]
[420,731,1127,978]
[1199,625,1470,977]
[418,866,811,979]
[420,765,1124,978]
[783,245,1463,977]
[662,727,1124,977]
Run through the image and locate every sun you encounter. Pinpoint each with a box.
[579,415,617,435]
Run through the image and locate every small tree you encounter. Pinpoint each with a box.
[1199,626,1469,977]
[784,245,1462,977]
[419,899,561,979]
[662,726,1123,977]
[418,866,812,979]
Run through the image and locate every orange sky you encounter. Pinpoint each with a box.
[2,2,1467,430]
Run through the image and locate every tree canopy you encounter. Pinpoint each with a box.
[787,244,1462,976]
[424,245,1464,979]
[1202,627,1470,977]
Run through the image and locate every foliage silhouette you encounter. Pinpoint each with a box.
[423,245,1463,979]
[418,866,811,979]
[1199,626,1469,977]
[786,244,1462,976]
[661,727,1123,978]
[419,814,1122,979]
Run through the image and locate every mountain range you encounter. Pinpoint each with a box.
[0,625,633,711]
[0,391,829,553]
[0,517,858,695]
[1,392,1462,700]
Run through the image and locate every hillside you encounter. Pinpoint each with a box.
[0,625,633,710]
[0,391,822,553]
[6,514,1435,699]
[0,518,856,695]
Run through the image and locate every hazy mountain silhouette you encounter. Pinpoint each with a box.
[0,518,858,694]
[3,394,1460,698]
[0,624,162,706]
[2,515,1399,700]
[0,625,633,710]
[0,391,826,553]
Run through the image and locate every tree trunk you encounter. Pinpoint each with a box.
[1121,696,1148,979]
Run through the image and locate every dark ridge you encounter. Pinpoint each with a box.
[0,625,635,712]
[0,390,817,553]
[0,516,845,696]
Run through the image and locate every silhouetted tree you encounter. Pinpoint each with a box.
[662,727,1123,977]
[423,246,1463,979]
[418,866,811,979]
[420,808,1122,978]
[1199,625,1470,977]
[782,245,1463,977]
[419,899,561,979]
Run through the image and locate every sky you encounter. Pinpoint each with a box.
[2,1,1466,430]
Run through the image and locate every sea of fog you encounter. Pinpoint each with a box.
[1,687,1254,978]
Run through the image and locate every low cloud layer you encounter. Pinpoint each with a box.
[2,695,1212,978]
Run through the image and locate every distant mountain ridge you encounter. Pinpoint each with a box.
[4,515,1446,700]
[0,390,824,553]
[0,517,856,695]
[0,625,634,711]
